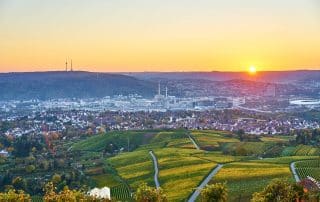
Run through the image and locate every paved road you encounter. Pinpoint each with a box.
[188,135,200,150]
[149,151,160,189]
[290,162,300,182]
[188,164,224,202]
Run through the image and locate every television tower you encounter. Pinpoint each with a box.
[65,59,68,71]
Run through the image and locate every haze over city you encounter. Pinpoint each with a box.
[1,1,320,201]
[1,0,320,72]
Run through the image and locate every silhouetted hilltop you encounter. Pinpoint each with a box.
[127,70,320,83]
[0,71,155,100]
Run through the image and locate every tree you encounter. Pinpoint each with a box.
[251,179,308,202]
[44,182,110,202]
[135,183,167,202]
[200,183,228,202]
[12,177,26,191]
[25,165,36,173]
[236,129,245,142]
[51,174,62,185]
[0,189,31,201]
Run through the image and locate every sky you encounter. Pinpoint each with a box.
[0,0,319,72]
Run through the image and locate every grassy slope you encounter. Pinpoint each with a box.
[71,129,320,202]
[210,156,319,201]
[154,148,217,201]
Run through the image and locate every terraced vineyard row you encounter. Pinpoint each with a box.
[111,184,131,200]
[296,159,320,181]
[282,145,320,156]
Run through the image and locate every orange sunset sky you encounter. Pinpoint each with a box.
[0,0,319,72]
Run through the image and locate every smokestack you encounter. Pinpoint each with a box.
[165,86,168,98]
[158,82,161,95]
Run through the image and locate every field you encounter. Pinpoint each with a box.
[71,129,320,202]
[295,159,320,181]
[191,130,239,150]
[154,148,217,201]
[210,161,293,201]
[282,145,320,156]
[107,149,154,190]
[72,130,158,152]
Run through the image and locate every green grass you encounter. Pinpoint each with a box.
[91,173,122,188]
[260,135,294,142]
[72,130,156,152]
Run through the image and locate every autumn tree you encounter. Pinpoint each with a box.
[0,189,31,201]
[251,179,308,202]
[135,183,167,202]
[201,183,228,202]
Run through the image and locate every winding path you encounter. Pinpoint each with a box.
[290,162,300,182]
[188,164,224,202]
[149,151,160,189]
[188,135,200,150]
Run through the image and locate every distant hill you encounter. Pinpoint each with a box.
[0,71,156,100]
[126,70,320,83]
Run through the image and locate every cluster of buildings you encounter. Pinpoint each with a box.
[1,107,319,139]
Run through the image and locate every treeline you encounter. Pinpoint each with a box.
[292,129,320,146]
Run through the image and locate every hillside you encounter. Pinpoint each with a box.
[71,130,320,201]
[0,71,156,100]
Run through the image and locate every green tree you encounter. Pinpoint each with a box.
[25,165,36,173]
[51,174,61,185]
[135,183,167,202]
[12,177,26,191]
[200,183,228,202]
[251,179,308,202]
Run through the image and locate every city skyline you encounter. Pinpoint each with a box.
[1,0,320,72]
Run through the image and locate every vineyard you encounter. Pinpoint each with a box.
[210,160,293,201]
[282,145,320,156]
[70,129,320,202]
[296,159,320,181]
[111,184,131,200]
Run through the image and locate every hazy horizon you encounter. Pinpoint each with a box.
[1,0,320,72]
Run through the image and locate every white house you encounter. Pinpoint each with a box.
[88,187,111,200]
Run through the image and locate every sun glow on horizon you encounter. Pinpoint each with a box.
[249,66,257,74]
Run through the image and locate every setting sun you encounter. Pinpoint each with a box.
[249,66,257,74]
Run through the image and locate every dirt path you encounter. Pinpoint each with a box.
[188,135,200,150]
[188,164,224,202]
[149,151,160,188]
[290,162,300,182]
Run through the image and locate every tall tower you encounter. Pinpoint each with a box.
[70,59,73,71]
[65,59,68,71]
